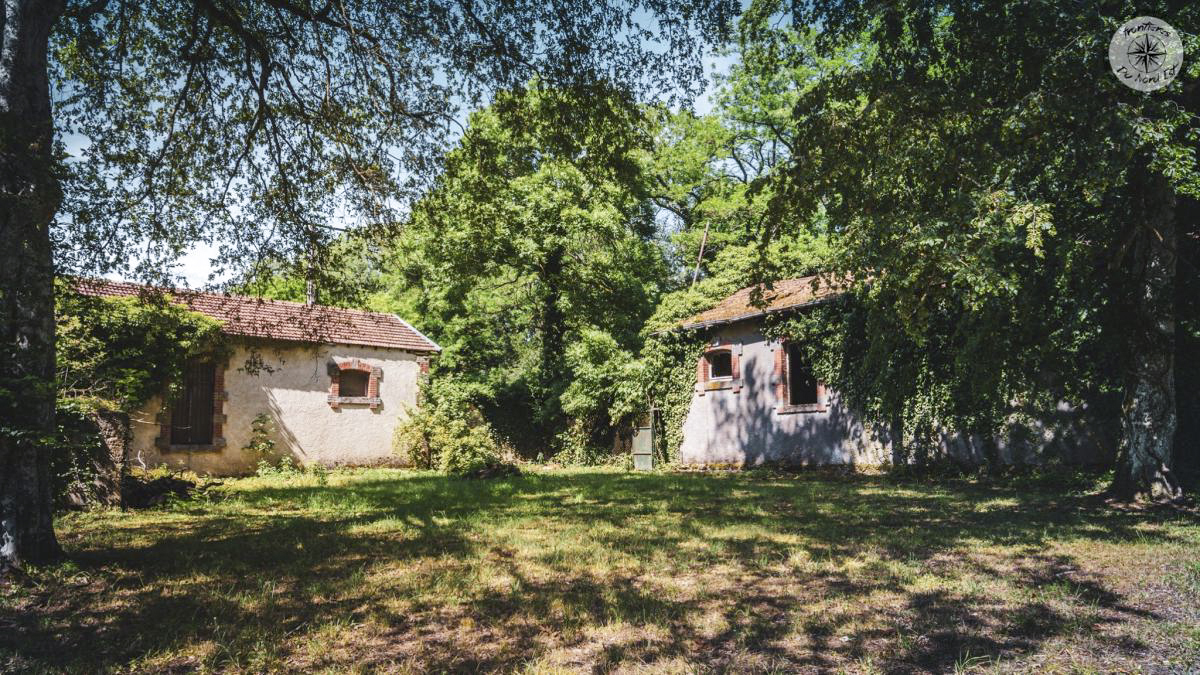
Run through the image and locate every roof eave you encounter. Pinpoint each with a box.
[222,332,443,352]
[394,316,443,353]
[677,296,837,332]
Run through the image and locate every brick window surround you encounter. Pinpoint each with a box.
[156,360,228,452]
[774,340,827,414]
[697,339,741,395]
[328,358,383,409]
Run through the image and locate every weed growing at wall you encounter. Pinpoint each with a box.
[242,413,278,464]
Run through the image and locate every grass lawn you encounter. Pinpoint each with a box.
[3,468,1199,673]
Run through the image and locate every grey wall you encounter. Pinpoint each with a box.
[679,322,891,467]
[677,320,1119,468]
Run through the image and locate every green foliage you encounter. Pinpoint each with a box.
[49,399,111,509]
[51,283,228,506]
[234,235,386,309]
[368,35,842,463]
[392,405,439,470]
[51,0,732,285]
[392,392,511,476]
[242,413,278,464]
[436,423,507,476]
[55,282,227,413]
[720,1,1200,479]
[556,329,642,462]
[385,83,670,456]
[254,456,302,479]
[632,334,707,465]
[593,29,847,464]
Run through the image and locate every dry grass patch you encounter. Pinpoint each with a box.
[2,467,1198,672]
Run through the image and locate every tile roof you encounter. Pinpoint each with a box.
[76,278,441,353]
[680,275,843,330]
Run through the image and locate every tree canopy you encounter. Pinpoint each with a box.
[1,0,735,572]
[744,0,1198,497]
[378,84,667,455]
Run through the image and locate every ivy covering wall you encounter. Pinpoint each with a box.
[52,283,227,504]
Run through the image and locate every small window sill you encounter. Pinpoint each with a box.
[327,395,382,409]
[700,380,739,394]
[156,438,227,453]
[777,403,827,414]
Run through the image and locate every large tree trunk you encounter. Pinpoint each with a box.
[1111,172,1183,502]
[0,0,65,574]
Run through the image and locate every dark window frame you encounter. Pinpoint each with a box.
[777,341,827,414]
[697,341,741,395]
[786,343,820,405]
[706,350,734,380]
[157,359,227,452]
[338,369,370,398]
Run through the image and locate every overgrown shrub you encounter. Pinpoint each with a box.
[393,393,514,476]
[50,400,116,508]
[392,404,438,469]
[56,281,227,411]
[436,421,506,475]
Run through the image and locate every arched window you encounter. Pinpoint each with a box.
[775,341,826,413]
[338,369,369,398]
[696,341,741,395]
[706,350,733,380]
[328,359,382,409]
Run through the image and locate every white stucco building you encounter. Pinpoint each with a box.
[82,280,440,475]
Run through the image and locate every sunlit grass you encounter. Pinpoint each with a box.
[2,467,1198,672]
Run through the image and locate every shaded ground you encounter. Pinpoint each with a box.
[2,468,1198,673]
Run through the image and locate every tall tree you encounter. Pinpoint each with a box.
[1,0,64,572]
[640,29,841,324]
[751,0,1198,498]
[388,84,668,454]
[0,0,734,573]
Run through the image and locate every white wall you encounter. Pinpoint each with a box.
[130,341,425,474]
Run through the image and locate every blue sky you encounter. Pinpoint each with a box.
[112,50,738,288]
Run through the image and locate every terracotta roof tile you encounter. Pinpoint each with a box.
[76,278,441,353]
[680,275,843,330]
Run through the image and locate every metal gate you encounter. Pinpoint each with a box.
[632,409,655,470]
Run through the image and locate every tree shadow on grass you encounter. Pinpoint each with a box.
[2,470,1195,672]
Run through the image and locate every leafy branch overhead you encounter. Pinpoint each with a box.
[53,0,737,287]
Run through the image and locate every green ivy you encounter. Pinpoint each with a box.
[52,282,229,506]
[56,281,228,413]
